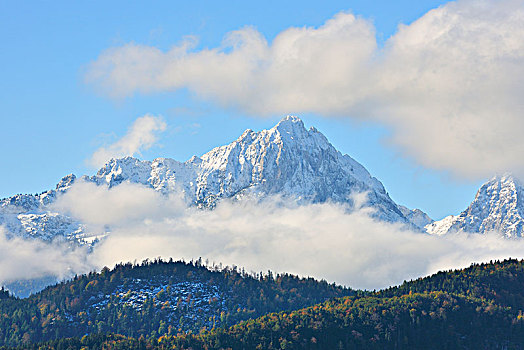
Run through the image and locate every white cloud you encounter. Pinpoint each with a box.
[89,114,167,168]
[85,0,524,180]
[0,226,92,285]
[40,182,524,290]
[52,180,186,229]
[85,13,376,114]
[89,199,524,290]
[374,0,524,179]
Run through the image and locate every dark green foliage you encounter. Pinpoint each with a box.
[11,258,524,350]
[381,258,524,309]
[0,288,10,301]
[0,258,351,347]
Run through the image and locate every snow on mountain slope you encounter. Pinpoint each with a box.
[426,174,524,237]
[0,174,104,244]
[88,116,408,223]
[0,116,428,244]
[425,215,457,236]
[399,205,434,229]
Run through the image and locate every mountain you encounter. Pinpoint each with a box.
[20,259,524,349]
[0,174,98,244]
[426,174,524,237]
[90,116,405,221]
[398,205,433,229]
[0,259,352,347]
[0,116,428,247]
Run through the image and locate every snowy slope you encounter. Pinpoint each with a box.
[0,116,429,244]
[0,174,101,243]
[88,116,408,222]
[426,174,524,237]
[399,205,434,229]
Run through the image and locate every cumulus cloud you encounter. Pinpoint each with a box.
[85,0,524,179]
[85,13,376,114]
[375,0,524,179]
[35,182,524,290]
[89,114,167,168]
[0,226,92,285]
[52,181,186,229]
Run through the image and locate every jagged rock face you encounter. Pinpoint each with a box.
[399,206,434,229]
[426,174,524,237]
[0,174,94,243]
[89,116,407,223]
[0,116,425,244]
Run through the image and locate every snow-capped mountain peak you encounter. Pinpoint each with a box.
[190,116,395,214]
[56,174,76,191]
[399,205,434,229]
[1,115,431,244]
[426,173,524,237]
[273,115,308,139]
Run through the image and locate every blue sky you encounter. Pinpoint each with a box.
[4,0,514,220]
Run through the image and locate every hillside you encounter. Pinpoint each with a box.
[0,259,351,347]
[17,259,524,349]
[380,258,524,308]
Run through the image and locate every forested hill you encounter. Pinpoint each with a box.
[0,259,351,347]
[17,259,524,350]
[380,258,524,308]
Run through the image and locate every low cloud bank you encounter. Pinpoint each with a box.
[3,181,524,291]
[88,194,524,290]
[0,226,92,284]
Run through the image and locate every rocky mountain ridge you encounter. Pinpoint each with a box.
[426,174,524,237]
[0,116,425,244]
[3,116,524,240]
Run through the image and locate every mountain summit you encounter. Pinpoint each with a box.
[1,116,425,244]
[91,115,405,222]
[426,174,524,237]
